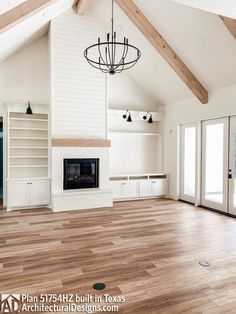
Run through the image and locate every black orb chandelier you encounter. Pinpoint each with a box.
[84,0,141,75]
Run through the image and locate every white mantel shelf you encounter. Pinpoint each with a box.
[52,138,111,148]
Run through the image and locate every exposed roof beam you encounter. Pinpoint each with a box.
[0,0,57,34]
[115,0,208,104]
[220,16,236,39]
[76,0,90,15]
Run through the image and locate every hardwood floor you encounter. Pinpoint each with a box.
[1,199,236,313]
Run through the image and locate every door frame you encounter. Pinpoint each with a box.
[201,117,229,213]
[228,116,236,215]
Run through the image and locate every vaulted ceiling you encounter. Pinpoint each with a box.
[0,0,76,61]
[0,0,27,14]
[90,0,236,105]
[0,0,236,106]
[172,0,236,19]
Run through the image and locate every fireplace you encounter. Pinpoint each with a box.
[63,158,99,190]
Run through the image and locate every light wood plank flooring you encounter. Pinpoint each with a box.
[1,199,236,313]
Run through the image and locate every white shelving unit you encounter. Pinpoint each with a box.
[108,109,164,176]
[8,112,49,179]
[108,109,168,200]
[7,111,50,210]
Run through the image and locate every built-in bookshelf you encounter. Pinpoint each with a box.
[8,112,49,179]
[108,109,164,176]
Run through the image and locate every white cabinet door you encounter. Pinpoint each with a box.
[110,181,122,199]
[29,180,51,206]
[8,181,29,208]
[122,181,138,198]
[139,180,152,197]
[151,179,168,196]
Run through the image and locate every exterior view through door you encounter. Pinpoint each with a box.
[201,118,228,213]
[180,124,197,204]
[180,116,236,216]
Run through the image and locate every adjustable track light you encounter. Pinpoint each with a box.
[143,112,153,124]
[122,110,132,122]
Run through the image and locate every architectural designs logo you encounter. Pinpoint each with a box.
[0,294,21,313]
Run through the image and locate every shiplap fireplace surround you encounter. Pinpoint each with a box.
[51,139,113,212]
[50,9,113,212]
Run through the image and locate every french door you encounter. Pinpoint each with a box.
[180,117,236,215]
[201,116,236,215]
[201,118,228,212]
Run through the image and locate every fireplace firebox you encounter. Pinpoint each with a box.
[63,158,99,190]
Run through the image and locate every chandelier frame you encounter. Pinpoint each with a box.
[84,0,141,75]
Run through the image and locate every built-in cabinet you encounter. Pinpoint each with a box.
[109,109,164,176]
[7,110,50,210]
[109,109,168,201]
[110,175,168,201]
[8,179,50,208]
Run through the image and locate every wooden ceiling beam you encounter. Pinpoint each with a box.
[0,0,57,34]
[76,0,90,15]
[115,0,208,104]
[219,15,236,39]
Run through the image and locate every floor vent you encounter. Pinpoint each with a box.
[93,283,106,291]
[199,261,211,267]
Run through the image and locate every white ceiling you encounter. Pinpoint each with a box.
[0,0,76,61]
[90,0,236,105]
[0,0,27,14]
[1,0,236,105]
[172,0,236,19]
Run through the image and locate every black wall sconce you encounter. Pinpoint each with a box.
[122,110,132,122]
[26,101,33,115]
[143,112,153,124]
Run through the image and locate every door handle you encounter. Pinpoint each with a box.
[228,174,232,179]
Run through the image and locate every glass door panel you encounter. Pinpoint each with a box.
[180,124,197,203]
[201,118,228,212]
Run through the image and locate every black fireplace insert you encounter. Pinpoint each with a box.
[64,158,99,190]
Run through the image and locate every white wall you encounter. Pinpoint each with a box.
[110,134,160,175]
[50,9,107,139]
[0,35,49,207]
[0,35,49,104]
[108,74,160,112]
[164,84,236,199]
